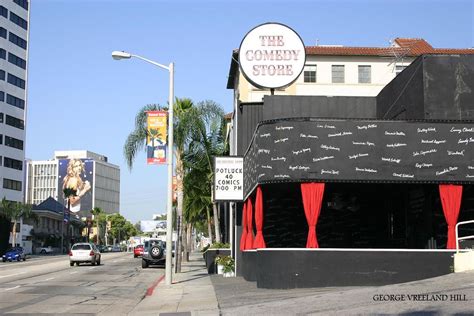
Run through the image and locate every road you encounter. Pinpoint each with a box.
[0,252,163,315]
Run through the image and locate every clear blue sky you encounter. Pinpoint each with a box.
[26,0,473,224]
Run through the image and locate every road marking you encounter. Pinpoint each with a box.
[43,277,55,281]
[0,272,26,278]
[70,271,78,274]
[3,285,20,291]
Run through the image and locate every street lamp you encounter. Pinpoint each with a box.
[112,50,174,285]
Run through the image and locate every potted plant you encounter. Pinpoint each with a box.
[215,255,234,277]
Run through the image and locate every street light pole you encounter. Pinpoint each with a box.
[112,51,174,285]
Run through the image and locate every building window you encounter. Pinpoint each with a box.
[0,91,4,102]
[14,0,28,11]
[396,65,407,75]
[7,73,25,89]
[9,32,27,50]
[358,65,371,84]
[6,115,24,129]
[4,135,23,150]
[8,53,26,69]
[0,134,2,144]
[0,49,5,60]
[6,94,25,109]
[0,113,3,123]
[9,12,27,30]
[0,27,6,39]
[3,178,22,191]
[0,6,7,18]
[4,157,23,170]
[0,70,5,80]
[332,65,345,83]
[303,65,317,83]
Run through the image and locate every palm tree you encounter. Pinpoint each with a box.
[0,198,37,247]
[123,98,195,272]
[90,207,103,244]
[63,187,77,250]
[184,100,226,243]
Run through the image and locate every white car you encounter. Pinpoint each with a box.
[69,243,101,266]
[39,246,53,254]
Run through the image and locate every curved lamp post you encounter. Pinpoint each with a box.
[112,51,174,285]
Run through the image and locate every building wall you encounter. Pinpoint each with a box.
[25,151,120,215]
[93,160,120,214]
[25,160,58,205]
[236,56,413,103]
[0,1,29,202]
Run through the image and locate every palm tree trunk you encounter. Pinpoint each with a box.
[186,222,192,258]
[182,221,188,262]
[207,208,213,242]
[213,203,221,243]
[11,219,17,247]
[175,154,184,272]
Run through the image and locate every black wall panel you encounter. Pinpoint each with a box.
[377,55,474,120]
[244,119,474,197]
[237,102,263,155]
[263,95,377,120]
[256,250,454,288]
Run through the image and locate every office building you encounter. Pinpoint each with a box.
[0,0,30,202]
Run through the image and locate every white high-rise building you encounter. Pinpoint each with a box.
[25,150,120,215]
[0,0,30,202]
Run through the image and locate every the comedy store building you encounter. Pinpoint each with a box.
[227,25,474,289]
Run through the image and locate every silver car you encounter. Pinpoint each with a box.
[69,243,101,266]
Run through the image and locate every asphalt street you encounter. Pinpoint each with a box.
[0,252,163,315]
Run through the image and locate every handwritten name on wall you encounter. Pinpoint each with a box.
[243,120,474,194]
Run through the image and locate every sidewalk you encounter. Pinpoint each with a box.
[130,251,219,316]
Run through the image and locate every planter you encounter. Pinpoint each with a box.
[217,264,224,275]
[223,271,235,277]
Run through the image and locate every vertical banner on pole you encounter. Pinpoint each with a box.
[146,111,168,164]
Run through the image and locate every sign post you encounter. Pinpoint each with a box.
[213,157,244,202]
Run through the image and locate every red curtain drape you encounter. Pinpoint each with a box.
[246,198,254,249]
[239,201,248,251]
[253,186,266,248]
[301,182,325,248]
[439,184,463,249]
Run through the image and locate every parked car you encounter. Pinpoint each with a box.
[133,244,144,258]
[2,247,26,262]
[69,243,101,266]
[111,245,121,252]
[39,246,54,254]
[142,239,166,268]
[98,245,108,253]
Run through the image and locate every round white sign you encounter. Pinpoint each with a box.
[238,22,306,89]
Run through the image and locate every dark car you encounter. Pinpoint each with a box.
[2,247,26,262]
[142,239,166,268]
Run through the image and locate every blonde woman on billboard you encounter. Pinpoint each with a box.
[63,159,91,213]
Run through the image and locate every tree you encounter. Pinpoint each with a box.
[184,100,226,244]
[123,98,196,272]
[63,187,77,250]
[90,207,103,244]
[0,198,37,247]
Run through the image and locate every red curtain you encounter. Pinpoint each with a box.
[239,202,248,251]
[246,198,254,249]
[439,184,463,249]
[253,186,266,248]
[301,182,325,248]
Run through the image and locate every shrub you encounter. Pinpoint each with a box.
[215,255,234,273]
[210,242,230,249]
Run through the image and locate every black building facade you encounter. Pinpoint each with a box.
[234,55,474,288]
